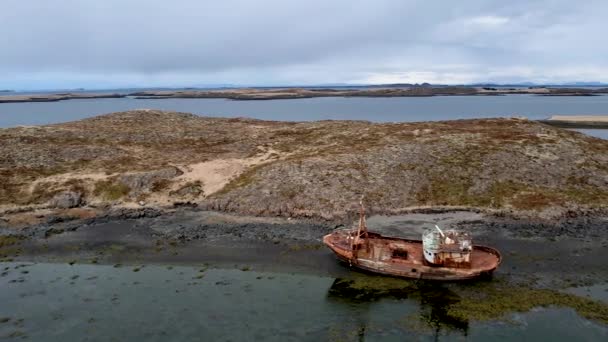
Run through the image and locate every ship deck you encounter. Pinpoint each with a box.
[323,230,501,280]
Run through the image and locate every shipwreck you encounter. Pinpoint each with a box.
[323,200,501,280]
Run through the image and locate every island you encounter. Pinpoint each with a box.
[1,110,607,326]
[1,109,606,220]
[538,115,608,129]
[0,92,126,103]
[1,85,608,103]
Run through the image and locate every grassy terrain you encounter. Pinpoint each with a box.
[93,180,131,201]
[1,110,607,219]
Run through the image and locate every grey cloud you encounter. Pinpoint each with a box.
[1,0,607,88]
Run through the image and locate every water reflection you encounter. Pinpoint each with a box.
[1,262,606,341]
[326,278,469,340]
[417,284,469,338]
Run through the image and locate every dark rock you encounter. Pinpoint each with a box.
[108,208,163,220]
[44,227,65,238]
[173,201,198,208]
[45,216,65,225]
[171,181,204,198]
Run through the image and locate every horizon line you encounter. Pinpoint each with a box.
[4,81,608,93]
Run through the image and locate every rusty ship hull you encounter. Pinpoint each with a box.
[323,230,502,281]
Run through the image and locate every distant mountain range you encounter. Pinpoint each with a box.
[468,82,608,87]
[180,82,608,89]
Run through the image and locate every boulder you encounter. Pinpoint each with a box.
[171,181,204,198]
[118,166,183,196]
[49,191,83,209]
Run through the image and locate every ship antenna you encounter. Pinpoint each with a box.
[435,224,445,238]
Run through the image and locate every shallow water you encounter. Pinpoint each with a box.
[565,284,608,304]
[571,129,608,140]
[1,262,606,341]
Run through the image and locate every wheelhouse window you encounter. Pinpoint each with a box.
[392,249,408,259]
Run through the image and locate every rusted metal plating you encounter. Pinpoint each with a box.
[323,200,501,281]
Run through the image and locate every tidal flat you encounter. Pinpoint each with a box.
[1,209,607,340]
[1,262,607,341]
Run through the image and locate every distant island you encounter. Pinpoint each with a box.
[1,85,608,103]
[539,115,608,129]
[129,86,608,100]
[0,92,124,103]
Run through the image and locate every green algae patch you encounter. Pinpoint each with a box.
[330,275,608,325]
[343,274,418,292]
[287,243,324,252]
[0,235,25,259]
[327,275,420,303]
[447,281,608,325]
[0,235,24,249]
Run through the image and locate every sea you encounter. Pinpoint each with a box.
[0,95,607,139]
[1,262,606,341]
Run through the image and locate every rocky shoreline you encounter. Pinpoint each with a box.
[1,207,607,290]
[2,189,607,326]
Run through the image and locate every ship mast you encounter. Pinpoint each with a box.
[350,196,369,262]
[357,196,368,239]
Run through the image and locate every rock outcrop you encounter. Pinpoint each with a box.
[49,191,83,209]
[118,167,183,196]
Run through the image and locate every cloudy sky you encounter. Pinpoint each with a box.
[1,0,607,89]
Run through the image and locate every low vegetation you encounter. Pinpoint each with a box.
[93,180,131,201]
[1,110,607,219]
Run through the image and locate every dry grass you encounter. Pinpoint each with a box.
[1,111,607,217]
[93,180,131,200]
[213,162,275,196]
[151,178,172,192]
